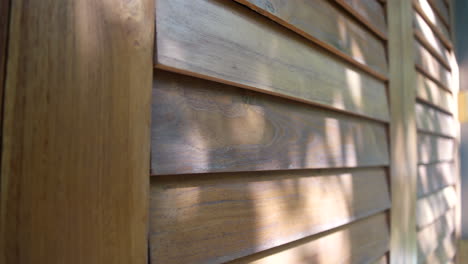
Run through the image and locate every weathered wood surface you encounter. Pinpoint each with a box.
[0,0,9,130]
[0,0,154,263]
[417,209,455,264]
[149,168,391,264]
[388,1,418,263]
[416,72,453,113]
[232,0,388,78]
[415,41,451,89]
[418,133,454,164]
[151,71,389,175]
[416,186,456,229]
[418,162,455,197]
[335,0,387,39]
[229,213,390,264]
[154,0,390,121]
[414,0,451,49]
[415,102,455,137]
[413,12,450,68]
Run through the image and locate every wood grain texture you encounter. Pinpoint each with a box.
[417,209,455,264]
[232,0,388,79]
[151,71,389,175]
[0,0,9,134]
[149,168,391,264]
[154,0,390,121]
[418,132,454,164]
[416,186,456,229]
[0,0,154,263]
[414,0,452,49]
[413,12,451,69]
[335,0,387,39]
[418,162,455,197]
[229,213,390,264]
[416,72,453,113]
[415,41,452,90]
[387,1,418,263]
[416,102,455,137]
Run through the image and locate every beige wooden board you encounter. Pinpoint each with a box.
[417,209,455,264]
[415,41,452,89]
[413,12,451,68]
[230,213,390,264]
[149,168,391,264]
[418,133,455,164]
[233,0,388,78]
[154,0,390,121]
[418,162,455,197]
[0,0,154,263]
[415,102,455,137]
[335,0,387,38]
[414,0,451,47]
[416,72,453,113]
[416,186,457,229]
[151,71,389,175]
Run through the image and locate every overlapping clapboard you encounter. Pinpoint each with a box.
[150,0,391,263]
[412,0,458,263]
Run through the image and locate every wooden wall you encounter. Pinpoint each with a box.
[150,0,392,263]
[412,0,460,263]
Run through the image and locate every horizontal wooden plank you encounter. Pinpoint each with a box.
[335,0,387,39]
[417,209,455,264]
[415,41,451,89]
[232,0,388,78]
[151,71,390,175]
[414,0,451,48]
[416,186,456,229]
[428,0,450,27]
[149,168,391,264]
[418,162,455,197]
[413,12,451,68]
[154,0,390,121]
[418,133,454,164]
[416,72,453,113]
[230,213,390,264]
[415,102,455,137]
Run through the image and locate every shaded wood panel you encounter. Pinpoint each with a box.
[415,102,455,137]
[428,0,450,27]
[413,12,450,68]
[149,168,391,264]
[151,71,389,175]
[232,0,388,78]
[414,0,451,48]
[416,186,457,229]
[154,0,390,121]
[418,162,455,197]
[415,41,451,89]
[0,0,9,129]
[0,0,154,263]
[372,254,389,264]
[335,0,387,39]
[417,209,455,264]
[416,72,453,113]
[229,213,390,264]
[418,133,454,164]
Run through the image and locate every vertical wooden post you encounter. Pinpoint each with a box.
[0,0,154,263]
[388,1,418,263]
